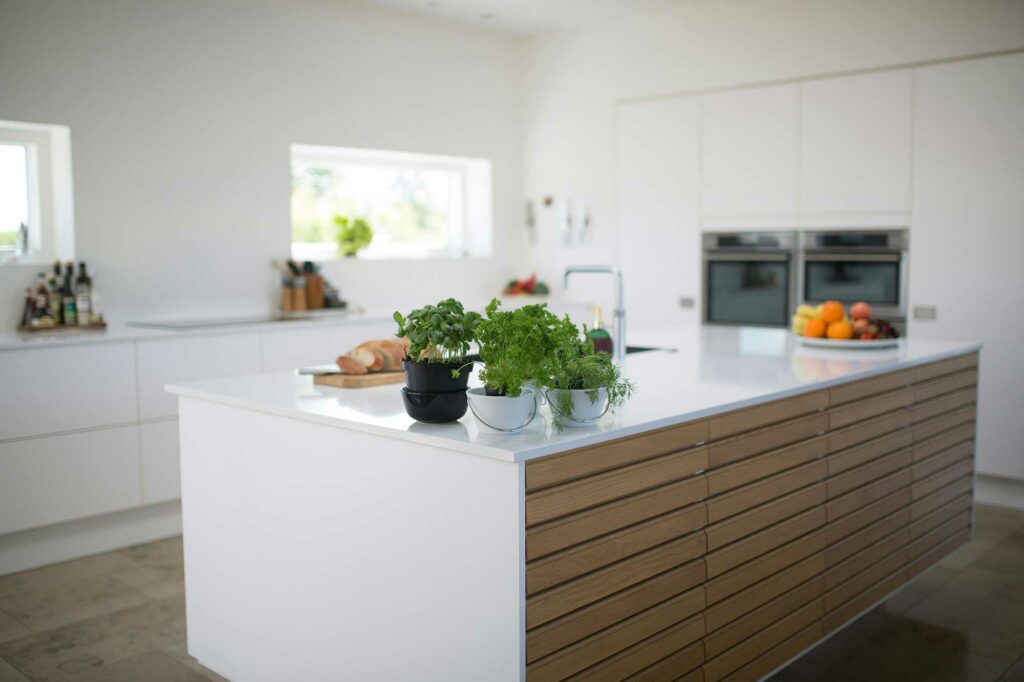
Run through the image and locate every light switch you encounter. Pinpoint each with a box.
[913,305,938,320]
[679,297,695,309]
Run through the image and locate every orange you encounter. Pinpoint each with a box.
[803,318,827,338]
[827,320,854,340]
[821,300,845,324]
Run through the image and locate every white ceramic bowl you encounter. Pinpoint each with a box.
[467,387,538,433]
[546,387,610,427]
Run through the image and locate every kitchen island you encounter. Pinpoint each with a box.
[168,326,980,682]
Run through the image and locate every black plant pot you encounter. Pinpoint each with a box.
[402,359,473,393]
[401,388,468,424]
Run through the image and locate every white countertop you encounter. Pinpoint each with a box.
[166,326,980,463]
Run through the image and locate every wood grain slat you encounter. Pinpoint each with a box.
[826,468,912,522]
[826,507,912,566]
[827,409,912,453]
[913,405,976,442]
[527,476,707,561]
[909,495,973,541]
[704,576,823,659]
[911,459,974,500]
[826,449,912,499]
[827,428,913,476]
[527,504,706,595]
[912,441,973,482]
[706,530,825,606]
[907,511,973,561]
[911,388,976,423]
[526,563,705,663]
[707,436,826,496]
[824,527,910,590]
[913,370,977,403]
[705,554,824,632]
[905,528,972,579]
[912,422,976,462]
[825,488,911,545]
[720,622,823,682]
[912,353,978,384]
[829,368,914,405]
[526,534,706,629]
[705,506,826,578]
[708,391,829,441]
[706,483,826,551]
[910,475,973,521]
[825,548,908,612]
[708,460,826,524]
[566,615,704,682]
[703,598,823,682]
[526,421,709,492]
[526,448,708,526]
[822,569,905,634]
[829,387,913,430]
[708,412,829,469]
[527,590,704,681]
[626,640,704,682]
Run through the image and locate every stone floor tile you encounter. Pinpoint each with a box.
[70,650,209,682]
[0,597,186,682]
[117,537,184,573]
[886,563,959,614]
[162,643,231,682]
[0,659,29,682]
[0,613,29,646]
[999,652,1024,682]
[109,565,184,601]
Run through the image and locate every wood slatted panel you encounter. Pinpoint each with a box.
[706,483,826,551]
[527,504,706,594]
[705,530,825,605]
[707,436,826,496]
[705,507,826,578]
[704,554,825,631]
[913,405,975,442]
[708,412,828,469]
[829,368,914,405]
[566,615,704,682]
[911,387,976,423]
[826,507,912,566]
[827,428,913,476]
[912,441,974,482]
[913,421,976,462]
[525,448,707,526]
[822,569,905,634]
[526,420,709,492]
[527,590,704,681]
[826,468,912,522]
[708,391,829,441]
[908,515,972,562]
[909,494,972,541]
[913,353,978,383]
[708,460,826,524]
[826,449,912,498]
[720,622,823,682]
[824,527,910,590]
[824,546,909,612]
[825,488,912,545]
[912,459,974,500]
[627,640,704,682]
[910,475,973,521]
[827,408,913,453]
[914,369,977,403]
[905,528,972,579]
[829,387,913,430]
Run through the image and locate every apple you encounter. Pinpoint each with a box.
[853,318,871,336]
[850,301,872,320]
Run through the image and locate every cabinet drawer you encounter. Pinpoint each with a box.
[705,554,824,632]
[706,530,825,605]
[826,507,911,566]
[826,468,912,522]
[912,441,973,481]
[911,475,973,521]
[824,547,908,612]
[911,388,976,424]
[913,353,978,383]
[0,342,137,441]
[909,494,972,541]
[526,421,708,491]
[707,483,825,550]
[825,488,911,544]
[627,640,704,682]
[140,419,180,504]
[828,409,912,453]
[828,428,913,476]
[823,569,905,634]
[913,370,977,403]
[827,448,911,498]
[906,528,971,579]
[708,436,826,496]
[567,615,704,682]
[526,475,706,561]
[526,563,704,664]
[709,392,828,443]
[830,369,913,406]
[708,413,828,469]
[706,507,825,578]
[913,405,975,442]
[525,448,707,526]
[907,511,972,560]
[913,422,975,462]
[136,333,261,420]
[829,388,913,430]
[708,460,826,523]
[824,527,910,590]
[912,459,974,500]
[0,426,141,534]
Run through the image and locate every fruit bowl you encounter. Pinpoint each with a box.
[792,300,900,349]
[794,335,900,350]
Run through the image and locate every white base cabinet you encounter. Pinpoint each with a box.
[140,419,182,504]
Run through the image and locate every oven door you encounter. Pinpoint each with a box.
[802,253,904,316]
[704,253,793,327]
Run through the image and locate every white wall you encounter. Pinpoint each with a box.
[0,0,525,327]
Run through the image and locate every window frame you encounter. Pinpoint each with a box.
[289,144,491,262]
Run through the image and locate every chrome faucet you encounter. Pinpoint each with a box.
[564,265,626,364]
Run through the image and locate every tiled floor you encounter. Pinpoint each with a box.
[0,504,1021,682]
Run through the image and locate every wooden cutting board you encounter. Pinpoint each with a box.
[313,371,405,389]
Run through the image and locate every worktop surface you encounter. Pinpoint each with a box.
[167,326,980,463]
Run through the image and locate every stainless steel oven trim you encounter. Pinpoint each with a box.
[702,252,798,327]
[802,252,902,263]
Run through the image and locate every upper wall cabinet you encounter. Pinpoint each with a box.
[701,84,800,228]
[799,70,913,221]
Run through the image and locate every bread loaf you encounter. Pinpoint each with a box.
[336,338,410,374]
[335,356,367,374]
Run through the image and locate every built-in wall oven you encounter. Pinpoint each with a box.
[798,230,909,327]
[702,232,798,327]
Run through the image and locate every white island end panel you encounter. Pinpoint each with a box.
[179,397,524,682]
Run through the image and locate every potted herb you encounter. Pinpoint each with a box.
[335,215,373,257]
[542,325,635,428]
[393,298,481,423]
[467,299,561,432]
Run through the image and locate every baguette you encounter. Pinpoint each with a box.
[347,348,376,368]
[335,356,367,374]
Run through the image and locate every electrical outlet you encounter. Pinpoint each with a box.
[913,305,938,321]
[679,297,695,309]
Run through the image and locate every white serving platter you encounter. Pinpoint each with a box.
[795,335,900,350]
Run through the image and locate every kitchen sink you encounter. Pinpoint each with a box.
[625,345,676,354]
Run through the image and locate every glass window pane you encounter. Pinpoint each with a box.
[0,144,29,250]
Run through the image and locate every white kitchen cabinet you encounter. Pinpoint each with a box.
[0,425,141,535]
[616,96,701,329]
[701,83,800,226]
[0,342,137,441]
[800,70,913,219]
[140,419,181,504]
[910,53,1024,481]
[136,332,261,420]
[259,321,394,372]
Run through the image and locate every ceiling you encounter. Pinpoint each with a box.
[349,0,696,35]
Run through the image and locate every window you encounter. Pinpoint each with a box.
[0,121,75,265]
[290,145,492,261]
